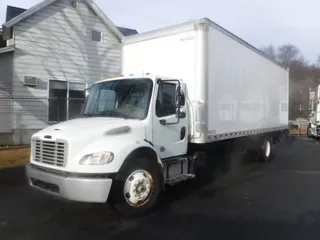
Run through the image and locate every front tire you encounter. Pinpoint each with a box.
[108,157,161,217]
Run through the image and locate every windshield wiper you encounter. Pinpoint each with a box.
[87,110,133,119]
[80,113,94,117]
[96,111,127,118]
[81,111,141,120]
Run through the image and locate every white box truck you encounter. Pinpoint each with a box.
[26,18,289,216]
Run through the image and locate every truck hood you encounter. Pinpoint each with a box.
[32,117,146,142]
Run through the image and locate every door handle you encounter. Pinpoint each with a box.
[180,126,186,140]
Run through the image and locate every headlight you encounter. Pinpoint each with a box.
[79,151,114,165]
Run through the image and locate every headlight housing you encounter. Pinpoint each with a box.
[79,151,114,165]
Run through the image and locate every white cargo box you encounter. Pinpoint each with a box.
[122,18,289,143]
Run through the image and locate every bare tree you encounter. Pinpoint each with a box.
[260,44,277,60]
[260,43,306,68]
[277,43,305,68]
[260,43,316,119]
[316,54,320,67]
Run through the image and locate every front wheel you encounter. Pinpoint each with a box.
[108,157,161,217]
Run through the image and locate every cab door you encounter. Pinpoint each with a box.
[152,80,188,159]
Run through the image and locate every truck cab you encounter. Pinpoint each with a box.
[26,74,196,216]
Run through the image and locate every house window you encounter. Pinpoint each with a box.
[70,0,78,9]
[91,30,102,42]
[48,80,86,122]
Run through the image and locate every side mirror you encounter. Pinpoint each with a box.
[176,95,182,107]
[175,84,183,107]
[176,111,186,118]
[84,88,90,97]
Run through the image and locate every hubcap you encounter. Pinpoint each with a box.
[264,140,271,157]
[123,170,153,207]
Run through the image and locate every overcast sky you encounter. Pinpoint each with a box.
[1,0,319,62]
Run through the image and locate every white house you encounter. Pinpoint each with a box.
[0,0,137,145]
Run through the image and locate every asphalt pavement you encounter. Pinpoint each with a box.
[1,136,320,240]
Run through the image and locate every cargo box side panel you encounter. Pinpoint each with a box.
[122,31,198,101]
[207,26,288,140]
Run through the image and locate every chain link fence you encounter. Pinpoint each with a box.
[0,97,85,146]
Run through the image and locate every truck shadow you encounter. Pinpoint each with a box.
[156,149,268,211]
[0,166,27,187]
[111,211,320,240]
[157,134,297,209]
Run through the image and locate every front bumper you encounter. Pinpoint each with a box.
[26,164,113,203]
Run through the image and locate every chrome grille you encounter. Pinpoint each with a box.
[32,139,68,167]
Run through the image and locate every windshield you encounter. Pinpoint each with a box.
[81,78,153,120]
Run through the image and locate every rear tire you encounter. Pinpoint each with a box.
[246,137,274,162]
[260,137,273,162]
[108,157,161,217]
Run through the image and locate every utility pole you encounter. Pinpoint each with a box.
[299,90,303,135]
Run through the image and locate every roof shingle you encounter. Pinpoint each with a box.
[5,5,138,37]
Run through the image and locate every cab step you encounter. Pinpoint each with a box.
[165,174,195,186]
[162,156,196,186]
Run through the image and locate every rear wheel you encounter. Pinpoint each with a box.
[260,137,273,162]
[108,157,161,217]
[246,136,273,162]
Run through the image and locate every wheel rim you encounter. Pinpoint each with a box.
[123,170,153,207]
[264,140,271,157]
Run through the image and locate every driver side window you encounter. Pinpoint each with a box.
[156,83,176,117]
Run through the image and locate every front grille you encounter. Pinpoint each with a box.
[32,139,68,167]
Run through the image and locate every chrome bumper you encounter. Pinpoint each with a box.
[26,164,113,203]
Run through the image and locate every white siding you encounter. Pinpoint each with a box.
[12,0,122,130]
[0,52,13,133]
